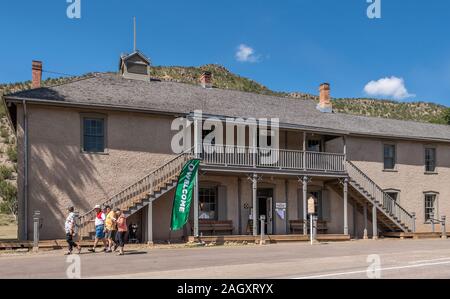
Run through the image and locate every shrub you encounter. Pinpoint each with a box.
[0,126,8,139]
[0,181,17,217]
[443,108,450,125]
[6,146,17,163]
[0,165,13,180]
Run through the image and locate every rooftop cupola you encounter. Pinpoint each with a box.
[119,51,151,81]
[119,17,151,81]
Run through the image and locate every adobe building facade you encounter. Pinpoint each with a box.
[4,54,450,241]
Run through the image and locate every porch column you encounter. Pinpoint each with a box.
[363,203,368,239]
[302,132,307,170]
[285,179,289,234]
[343,136,347,160]
[193,110,202,159]
[372,204,378,240]
[252,173,258,236]
[147,201,153,245]
[302,176,308,235]
[343,178,349,235]
[238,177,242,234]
[193,172,199,237]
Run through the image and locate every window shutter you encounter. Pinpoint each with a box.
[321,190,331,221]
[218,186,227,221]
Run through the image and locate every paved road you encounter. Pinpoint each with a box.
[1,239,450,279]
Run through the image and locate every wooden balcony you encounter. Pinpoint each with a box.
[198,144,347,176]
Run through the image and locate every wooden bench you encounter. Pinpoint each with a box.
[190,220,234,235]
[289,220,328,234]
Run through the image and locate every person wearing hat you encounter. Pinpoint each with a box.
[88,204,107,253]
[64,206,81,255]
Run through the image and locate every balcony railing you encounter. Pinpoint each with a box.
[199,144,346,173]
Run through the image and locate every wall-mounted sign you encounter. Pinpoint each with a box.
[276,202,287,209]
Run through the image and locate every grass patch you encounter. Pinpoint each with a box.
[0,165,13,180]
[0,213,16,226]
[6,146,17,163]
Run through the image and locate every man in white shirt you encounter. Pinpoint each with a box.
[64,206,81,255]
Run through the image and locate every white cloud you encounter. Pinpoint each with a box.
[235,44,260,63]
[364,76,415,100]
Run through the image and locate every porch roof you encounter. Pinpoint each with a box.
[4,73,450,142]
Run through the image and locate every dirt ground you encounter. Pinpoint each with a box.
[0,214,17,240]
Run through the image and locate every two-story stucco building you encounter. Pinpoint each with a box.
[3,52,450,242]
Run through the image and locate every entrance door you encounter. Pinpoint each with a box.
[257,189,274,234]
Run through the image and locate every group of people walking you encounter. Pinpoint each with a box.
[64,205,128,256]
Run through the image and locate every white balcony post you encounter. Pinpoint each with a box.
[302,176,308,235]
[252,173,258,236]
[147,202,153,245]
[343,136,347,159]
[193,110,202,159]
[363,203,369,239]
[372,204,378,240]
[343,178,349,235]
[302,132,307,170]
[252,121,257,168]
[193,173,199,237]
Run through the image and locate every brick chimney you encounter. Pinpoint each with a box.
[200,71,212,89]
[317,83,332,113]
[32,60,43,89]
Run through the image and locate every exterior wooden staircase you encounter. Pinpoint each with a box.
[77,152,193,240]
[330,161,415,234]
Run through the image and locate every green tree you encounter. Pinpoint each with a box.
[443,108,450,125]
[0,181,17,220]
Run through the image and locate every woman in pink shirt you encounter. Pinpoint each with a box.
[116,210,128,256]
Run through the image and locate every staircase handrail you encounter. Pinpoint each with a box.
[346,160,414,230]
[78,148,194,233]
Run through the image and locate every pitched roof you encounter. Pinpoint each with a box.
[5,73,450,142]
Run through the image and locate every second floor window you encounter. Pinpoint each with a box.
[83,117,105,153]
[425,147,436,172]
[383,144,396,170]
[424,193,438,222]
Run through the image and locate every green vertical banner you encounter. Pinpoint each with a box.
[170,159,201,231]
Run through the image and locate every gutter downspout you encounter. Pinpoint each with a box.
[22,100,28,240]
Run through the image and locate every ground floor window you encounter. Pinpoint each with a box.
[199,187,218,220]
[424,192,438,222]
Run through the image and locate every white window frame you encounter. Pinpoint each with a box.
[424,191,439,224]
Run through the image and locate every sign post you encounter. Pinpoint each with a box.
[307,196,316,245]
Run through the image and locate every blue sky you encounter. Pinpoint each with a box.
[1,0,450,105]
